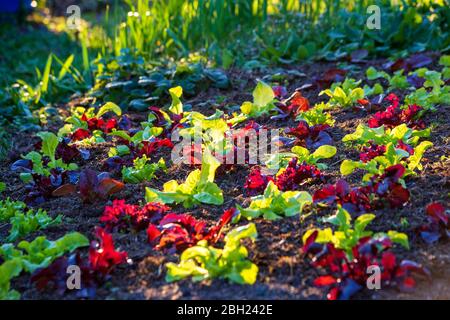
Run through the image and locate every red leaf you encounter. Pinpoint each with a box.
[98,178,125,197]
[52,184,77,197]
[314,275,337,287]
[426,202,448,225]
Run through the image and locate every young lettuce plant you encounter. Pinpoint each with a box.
[121,156,166,184]
[265,145,336,170]
[0,232,89,299]
[6,208,62,243]
[440,55,450,80]
[405,68,450,110]
[0,198,27,222]
[145,149,224,208]
[340,141,433,180]
[165,223,258,285]
[237,181,312,220]
[302,206,409,257]
[240,81,276,118]
[319,78,365,108]
[59,102,123,143]
[20,131,78,182]
[342,123,430,148]
[295,102,335,127]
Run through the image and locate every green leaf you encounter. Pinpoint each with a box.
[41,54,53,94]
[253,81,274,107]
[169,86,183,115]
[36,132,59,162]
[311,145,337,160]
[387,230,409,249]
[97,102,122,118]
[439,55,450,67]
[0,182,5,193]
[340,160,360,175]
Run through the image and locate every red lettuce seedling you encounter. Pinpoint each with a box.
[315,68,347,89]
[244,166,274,196]
[303,231,430,300]
[79,169,124,203]
[419,202,450,244]
[100,200,171,231]
[383,54,432,73]
[147,208,236,253]
[286,121,332,149]
[368,94,425,129]
[275,158,324,191]
[313,165,409,213]
[81,113,118,134]
[137,138,174,158]
[89,227,129,275]
[359,143,387,163]
[32,228,130,297]
[31,253,98,298]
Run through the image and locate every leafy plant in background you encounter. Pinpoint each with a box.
[166,223,258,285]
[90,50,229,111]
[59,102,123,143]
[237,181,312,220]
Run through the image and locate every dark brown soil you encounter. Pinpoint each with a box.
[1,53,449,300]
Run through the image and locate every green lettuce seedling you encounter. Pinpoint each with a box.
[0,232,89,299]
[240,81,276,118]
[145,149,224,208]
[296,103,335,126]
[320,78,365,108]
[122,156,166,184]
[342,123,430,147]
[302,206,409,258]
[21,131,78,182]
[7,209,62,242]
[237,181,312,220]
[166,223,258,285]
[265,145,336,170]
